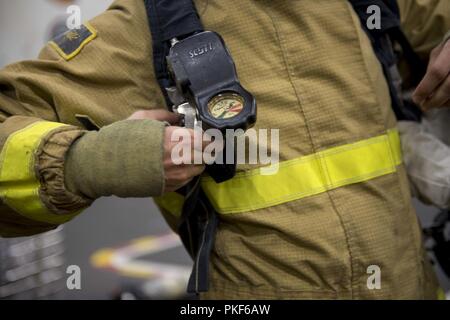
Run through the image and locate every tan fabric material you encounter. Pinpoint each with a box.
[37,126,92,214]
[197,0,440,299]
[0,116,42,147]
[0,206,57,238]
[398,0,450,59]
[0,0,447,298]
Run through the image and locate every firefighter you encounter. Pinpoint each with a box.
[0,0,449,299]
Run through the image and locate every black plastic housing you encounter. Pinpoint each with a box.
[166,31,256,132]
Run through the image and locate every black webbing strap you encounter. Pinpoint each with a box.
[144,0,204,106]
[178,180,219,293]
[143,0,216,293]
[349,0,425,121]
[176,177,219,293]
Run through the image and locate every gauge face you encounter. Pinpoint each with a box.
[208,93,244,119]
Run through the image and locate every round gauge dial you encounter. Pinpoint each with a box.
[208,93,244,119]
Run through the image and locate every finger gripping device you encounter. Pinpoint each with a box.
[167,31,256,182]
[167,31,256,132]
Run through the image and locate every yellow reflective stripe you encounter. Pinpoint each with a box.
[201,129,402,214]
[154,192,185,218]
[155,130,402,216]
[437,288,446,300]
[0,121,80,224]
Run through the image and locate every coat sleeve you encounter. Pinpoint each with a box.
[0,45,93,237]
[398,0,450,59]
[0,0,164,237]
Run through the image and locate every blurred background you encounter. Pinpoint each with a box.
[0,0,448,300]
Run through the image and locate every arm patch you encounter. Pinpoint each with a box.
[49,23,97,61]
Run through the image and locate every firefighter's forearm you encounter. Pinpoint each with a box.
[64,119,166,200]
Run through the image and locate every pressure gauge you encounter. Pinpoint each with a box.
[208,93,244,119]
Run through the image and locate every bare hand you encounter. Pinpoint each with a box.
[128,109,206,192]
[413,39,450,111]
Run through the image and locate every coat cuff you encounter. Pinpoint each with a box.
[36,126,93,215]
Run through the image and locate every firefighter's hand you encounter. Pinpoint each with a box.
[413,39,450,111]
[128,110,206,192]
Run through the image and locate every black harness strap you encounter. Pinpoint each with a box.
[144,0,203,106]
[349,0,425,121]
[176,176,219,293]
[144,0,217,293]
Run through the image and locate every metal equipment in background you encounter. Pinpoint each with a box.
[0,228,65,300]
[423,210,450,280]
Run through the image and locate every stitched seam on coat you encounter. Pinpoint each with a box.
[262,5,355,298]
[347,1,424,296]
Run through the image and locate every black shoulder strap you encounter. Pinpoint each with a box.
[144,1,216,294]
[144,0,204,106]
[349,0,425,121]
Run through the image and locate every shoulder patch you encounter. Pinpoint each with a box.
[49,23,97,61]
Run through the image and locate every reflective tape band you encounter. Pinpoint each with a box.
[157,129,402,216]
[154,191,185,218]
[437,288,446,300]
[203,129,402,214]
[0,121,80,224]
